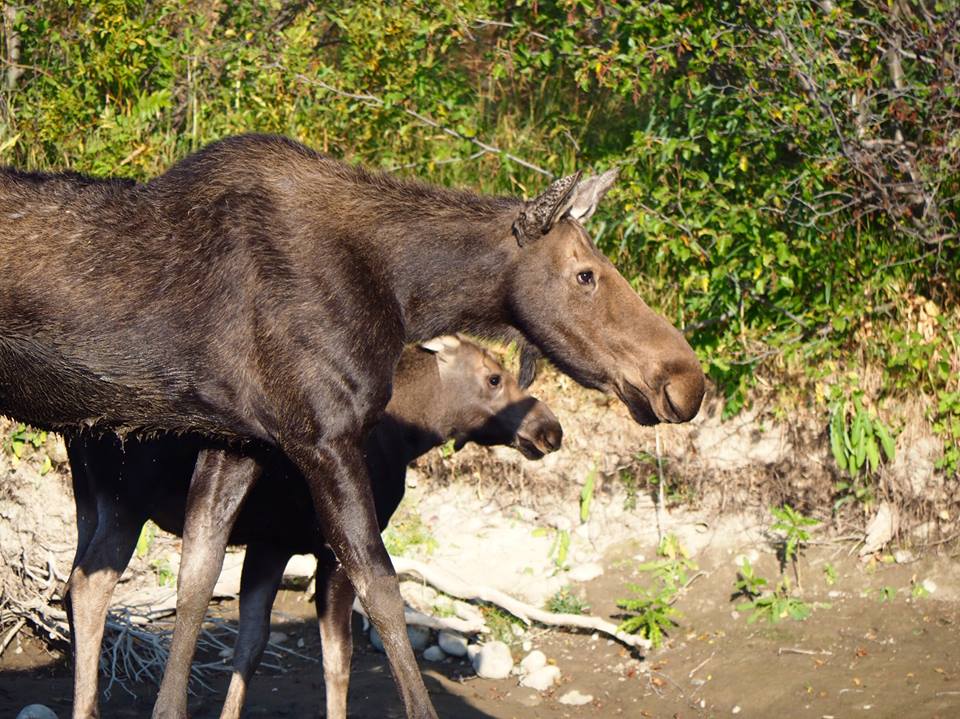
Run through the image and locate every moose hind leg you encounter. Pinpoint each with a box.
[315,547,357,719]
[219,542,289,719]
[287,437,436,719]
[152,449,262,719]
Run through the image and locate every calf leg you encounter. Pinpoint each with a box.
[315,547,357,719]
[65,439,146,719]
[152,449,262,719]
[287,437,435,719]
[219,542,289,719]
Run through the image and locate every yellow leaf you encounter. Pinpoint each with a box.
[739,155,749,172]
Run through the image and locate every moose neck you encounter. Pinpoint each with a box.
[305,165,523,344]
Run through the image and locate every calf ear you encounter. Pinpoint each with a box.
[419,335,462,355]
[567,168,618,222]
[513,171,582,246]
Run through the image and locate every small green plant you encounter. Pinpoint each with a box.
[878,586,897,603]
[733,557,768,599]
[933,391,960,476]
[910,578,931,599]
[545,586,590,615]
[616,585,681,648]
[829,388,897,509]
[615,534,697,647]
[619,469,638,511]
[4,424,49,471]
[438,438,456,459]
[151,557,176,588]
[580,465,596,524]
[135,521,158,559]
[771,504,819,587]
[382,513,438,557]
[823,562,838,587]
[480,605,524,644]
[737,578,813,624]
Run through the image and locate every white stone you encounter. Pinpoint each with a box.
[568,562,604,582]
[16,707,58,719]
[423,645,446,662]
[519,664,561,691]
[466,643,481,662]
[558,690,594,706]
[521,639,533,652]
[732,706,742,714]
[472,641,514,679]
[438,630,468,657]
[268,631,288,645]
[519,650,547,675]
[922,578,938,594]
[894,549,916,564]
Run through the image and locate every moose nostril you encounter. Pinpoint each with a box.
[663,371,705,423]
[544,425,563,451]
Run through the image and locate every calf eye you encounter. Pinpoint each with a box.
[577,270,594,286]
[488,374,501,387]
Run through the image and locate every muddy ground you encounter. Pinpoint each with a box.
[3,529,959,719]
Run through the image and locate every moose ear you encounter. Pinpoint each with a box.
[567,168,618,222]
[513,171,582,246]
[419,335,462,355]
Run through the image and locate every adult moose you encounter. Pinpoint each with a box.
[0,134,704,719]
[66,336,562,719]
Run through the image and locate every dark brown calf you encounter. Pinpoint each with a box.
[0,134,704,718]
[66,337,561,719]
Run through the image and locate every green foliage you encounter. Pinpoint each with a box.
[933,391,960,477]
[616,534,696,647]
[829,387,898,508]
[545,586,590,615]
[579,464,596,524]
[151,556,176,588]
[878,585,897,603]
[733,557,768,599]
[135,520,157,559]
[771,504,819,571]
[616,584,681,648]
[823,562,838,587]
[382,513,438,557]
[1,0,957,466]
[3,424,51,474]
[737,577,813,624]
[618,468,639,512]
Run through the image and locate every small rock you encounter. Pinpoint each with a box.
[568,562,604,582]
[732,706,742,714]
[519,650,547,675]
[733,549,760,566]
[219,647,233,660]
[472,641,514,679]
[438,630,468,657]
[297,637,305,648]
[922,578,938,594]
[16,707,58,719]
[558,690,593,706]
[511,623,525,637]
[268,631,288,645]
[44,435,68,464]
[893,549,915,564]
[407,625,431,651]
[423,645,446,662]
[519,665,561,691]
[521,639,533,652]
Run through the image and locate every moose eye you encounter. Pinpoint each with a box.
[577,270,595,286]
[488,374,501,387]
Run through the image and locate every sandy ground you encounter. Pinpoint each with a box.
[3,513,960,719]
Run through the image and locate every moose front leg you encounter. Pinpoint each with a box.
[315,547,357,719]
[152,448,263,719]
[287,436,437,719]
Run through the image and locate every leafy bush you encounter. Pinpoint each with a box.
[1,2,956,463]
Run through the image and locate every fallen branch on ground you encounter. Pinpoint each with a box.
[388,555,652,650]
